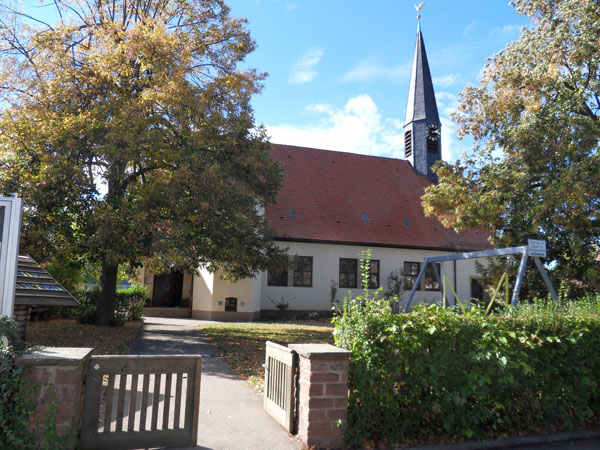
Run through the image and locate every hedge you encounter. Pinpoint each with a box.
[70,284,147,325]
[333,294,600,446]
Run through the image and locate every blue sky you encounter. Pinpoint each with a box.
[227,0,532,162]
[23,0,532,163]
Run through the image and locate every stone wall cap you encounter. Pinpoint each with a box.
[289,343,351,359]
[17,347,94,366]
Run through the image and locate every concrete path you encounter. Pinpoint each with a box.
[132,317,303,450]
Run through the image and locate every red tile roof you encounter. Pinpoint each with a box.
[265,144,491,252]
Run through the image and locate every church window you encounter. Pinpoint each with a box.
[267,258,288,286]
[404,262,421,290]
[225,297,237,312]
[293,256,313,287]
[425,263,441,291]
[339,258,358,288]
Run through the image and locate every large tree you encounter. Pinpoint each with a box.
[0,0,283,324]
[422,0,600,294]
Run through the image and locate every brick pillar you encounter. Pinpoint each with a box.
[289,343,351,450]
[18,347,93,449]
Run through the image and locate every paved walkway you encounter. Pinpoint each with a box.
[132,317,303,450]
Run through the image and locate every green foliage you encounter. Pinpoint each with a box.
[71,285,148,325]
[0,318,29,448]
[0,318,68,449]
[422,0,600,296]
[116,285,148,322]
[334,295,600,446]
[383,266,406,312]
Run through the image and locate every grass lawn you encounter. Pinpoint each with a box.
[27,319,143,355]
[200,321,335,390]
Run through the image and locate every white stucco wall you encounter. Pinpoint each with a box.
[191,241,488,315]
[192,268,263,315]
[260,241,487,311]
[193,268,214,312]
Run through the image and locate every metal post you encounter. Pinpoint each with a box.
[533,257,558,303]
[441,264,447,307]
[431,263,444,306]
[403,260,429,312]
[510,248,528,306]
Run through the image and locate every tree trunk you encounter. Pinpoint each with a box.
[96,262,118,326]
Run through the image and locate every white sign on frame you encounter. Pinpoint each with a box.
[528,239,547,258]
[0,197,23,318]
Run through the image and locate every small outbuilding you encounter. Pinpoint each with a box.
[13,255,79,339]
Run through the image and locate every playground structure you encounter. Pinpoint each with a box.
[403,244,559,312]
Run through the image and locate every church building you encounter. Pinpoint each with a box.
[143,21,491,320]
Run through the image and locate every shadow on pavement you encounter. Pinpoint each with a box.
[132,323,239,379]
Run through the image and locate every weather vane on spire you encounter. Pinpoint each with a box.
[415,2,425,21]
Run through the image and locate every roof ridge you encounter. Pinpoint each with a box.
[270,143,415,165]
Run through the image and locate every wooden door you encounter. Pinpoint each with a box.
[151,271,183,307]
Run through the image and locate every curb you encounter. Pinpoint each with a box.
[396,430,600,450]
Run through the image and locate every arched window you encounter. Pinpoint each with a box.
[224,297,237,312]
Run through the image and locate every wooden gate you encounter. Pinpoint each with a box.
[80,355,201,450]
[263,341,298,432]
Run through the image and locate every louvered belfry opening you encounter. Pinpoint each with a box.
[404,130,412,158]
[427,137,438,154]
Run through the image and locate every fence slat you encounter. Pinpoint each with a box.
[151,373,161,431]
[116,374,127,431]
[163,373,172,430]
[174,373,182,429]
[140,374,149,431]
[104,374,115,433]
[190,359,202,446]
[128,374,138,432]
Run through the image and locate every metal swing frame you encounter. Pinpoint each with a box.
[402,245,558,312]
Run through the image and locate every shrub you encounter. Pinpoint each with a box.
[70,289,98,324]
[333,294,600,446]
[71,284,148,325]
[116,284,147,322]
[0,317,30,448]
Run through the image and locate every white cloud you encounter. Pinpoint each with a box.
[433,73,459,88]
[489,24,522,40]
[289,48,324,84]
[286,3,298,11]
[462,21,476,38]
[436,91,458,115]
[436,91,457,102]
[435,92,467,163]
[440,117,468,163]
[266,94,470,164]
[267,95,405,158]
[342,57,411,83]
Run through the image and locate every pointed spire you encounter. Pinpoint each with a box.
[404,24,440,126]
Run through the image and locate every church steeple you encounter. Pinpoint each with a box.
[404,17,441,181]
